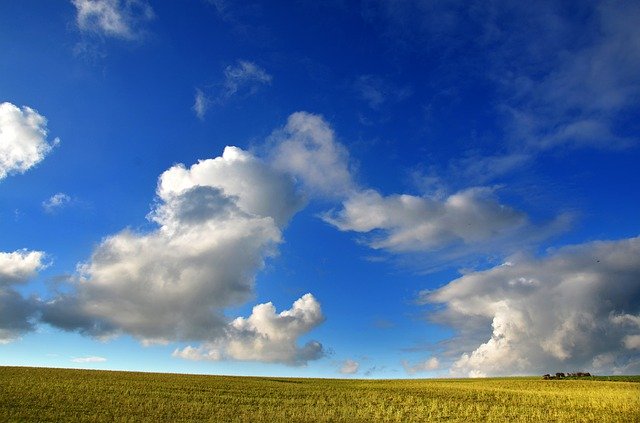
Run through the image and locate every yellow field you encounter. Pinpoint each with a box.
[1,366,638,422]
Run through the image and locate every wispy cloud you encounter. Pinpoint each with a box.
[193,60,272,118]
[494,2,640,151]
[338,359,360,374]
[402,357,439,375]
[221,60,272,99]
[71,356,107,363]
[354,75,411,110]
[192,89,210,120]
[71,0,154,40]
[42,193,72,213]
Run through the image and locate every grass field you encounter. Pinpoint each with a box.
[1,366,638,422]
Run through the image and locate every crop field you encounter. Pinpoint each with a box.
[1,367,638,422]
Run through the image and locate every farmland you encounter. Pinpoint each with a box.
[1,366,638,422]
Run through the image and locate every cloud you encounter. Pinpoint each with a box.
[217,60,272,104]
[338,359,360,374]
[0,289,38,344]
[0,250,46,286]
[71,356,107,363]
[173,293,325,366]
[324,187,528,253]
[488,0,640,150]
[422,236,640,377]
[0,249,46,343]
[42,193,72,213]
[40,145,323,364]
[364,1,640,159]
[71,0,154,40]
[194,61,272,117]
[354,75,412,110]
[266,113,566,265]
[192,89,210,120]
[0,102,58,181]
[269,112,355,198]
[402,357,440,375]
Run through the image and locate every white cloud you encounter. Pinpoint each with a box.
[40,146,323,364]
[0,250,46,286]
[192,89,210,120]
[402,357,439,375]
[71,0,154,40]
[266,112,565,264]
[423,236,640,377]
[156,146,304,227]
[0,249,46,343]
[71,356,107,363]
[269,112,355,198]
[193,61,271,117]
[222,60,272,100]
[173,293,324,366]
[324,187,528,253]
[0,102,58,181]
[42,193,72,213]
[339,359,360,374]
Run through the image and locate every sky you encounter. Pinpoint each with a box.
[0,0,639,378]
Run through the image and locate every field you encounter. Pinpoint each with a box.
[1,367,638,422]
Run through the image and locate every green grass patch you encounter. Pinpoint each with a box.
[1,366,638,422]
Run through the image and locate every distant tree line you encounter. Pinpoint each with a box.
[542,372,592,380]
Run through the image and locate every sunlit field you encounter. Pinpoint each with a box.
[1,367,638,422]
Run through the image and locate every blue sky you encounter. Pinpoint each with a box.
[1,0,639,378]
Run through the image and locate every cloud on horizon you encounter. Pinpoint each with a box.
[338,359,360,374]
[423,236,640,377]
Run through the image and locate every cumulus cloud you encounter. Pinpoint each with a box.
[42,193,72,213]
[40,146,323,364]
[338,359,360,374]
[0,102,58,181]
[71,356,107,363]
[266,112,564,263]
[0,249,46,343]
[0,250,46,286]
[402,357,440,375]
[269,112,355,198]
[423,236,640,377]
[0,289,38,344]
[71,0,154,40]
[173,293,325,366]
[324,187,528,253]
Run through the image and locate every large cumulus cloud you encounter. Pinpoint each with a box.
[423,236,640,377]
[41,146,323,364]
[0,250,46,343]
